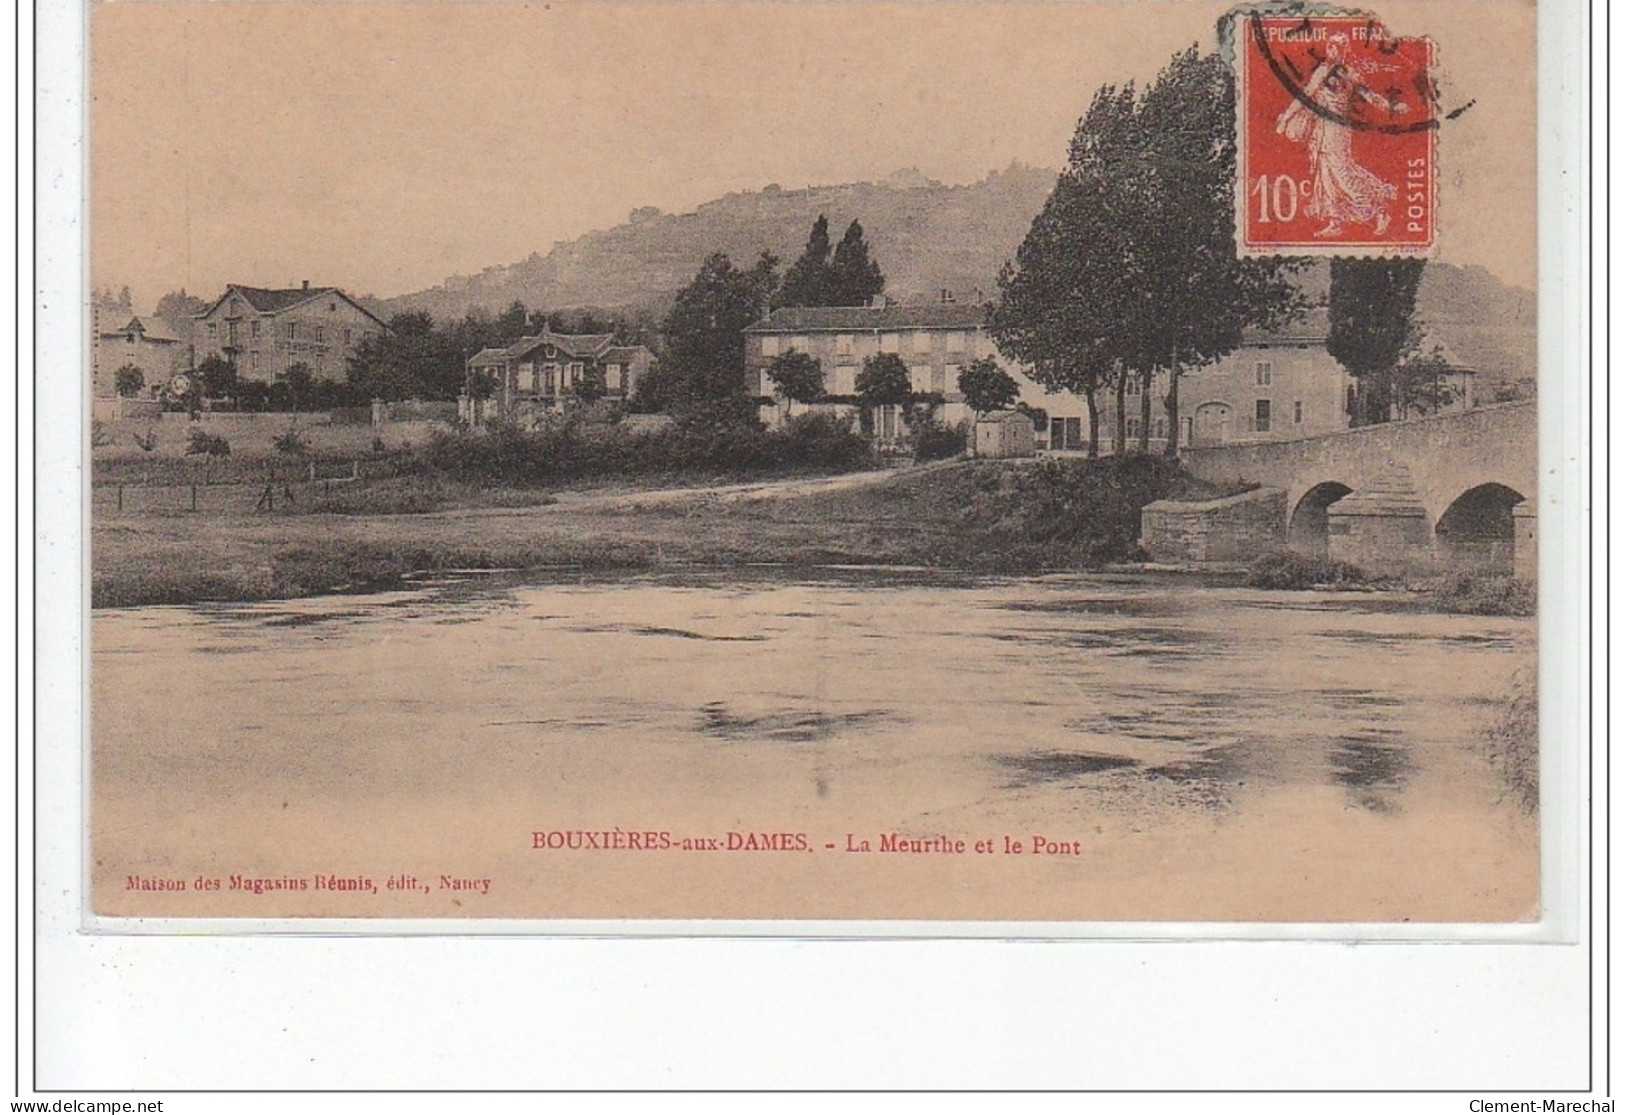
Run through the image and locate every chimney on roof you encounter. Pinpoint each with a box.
[302,280,310,291]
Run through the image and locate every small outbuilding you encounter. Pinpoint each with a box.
[974,410,1036,459]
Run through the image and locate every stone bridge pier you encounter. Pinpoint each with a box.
[1179,402,1537,577]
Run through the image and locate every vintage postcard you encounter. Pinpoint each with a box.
[86,0,1546,926]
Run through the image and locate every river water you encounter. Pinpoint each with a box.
[91,571,1537,923]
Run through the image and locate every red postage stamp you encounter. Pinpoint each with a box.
[1232,9,1436,256]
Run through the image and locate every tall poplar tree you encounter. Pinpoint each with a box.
[1123,47,1304,455]
[992,83,1138,457]
[774,216,833,309]
[829,219,887,307]
[1327,257,1428,425]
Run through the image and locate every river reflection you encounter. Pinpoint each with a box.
[91,570,1538,921]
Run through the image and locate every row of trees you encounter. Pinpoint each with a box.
[992,48,1303,458]
[762,348,1020,416]
[148,300,652,410]
[636,217,889,422]
[993,47,1448,458]
[774,216,886,310]
[346,303,650,403]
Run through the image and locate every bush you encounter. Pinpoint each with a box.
[419,414,873,486]
[1428,570,1536,616]
[184,429,231,458]
[910,418,966,463]
[779,412,873,470]
[273,427,311,458]
[235,381,272,412]
[880,454,1195,570]
[1245,549,1370,589]
[113,365,145,398]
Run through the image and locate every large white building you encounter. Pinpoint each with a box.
[744,301,1083,446]
[745,300,1478,453]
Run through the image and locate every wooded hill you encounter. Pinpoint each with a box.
[376,164,1057,322]
[373,165,1534,389]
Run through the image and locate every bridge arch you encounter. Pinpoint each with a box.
[1288,481,1354,557]
[1434,482,1528,573]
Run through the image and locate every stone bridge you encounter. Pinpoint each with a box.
[1176,401,1537,576]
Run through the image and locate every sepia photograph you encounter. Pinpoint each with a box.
[86,0,1546,925]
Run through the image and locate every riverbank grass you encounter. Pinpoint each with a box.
[93,455,1238,607]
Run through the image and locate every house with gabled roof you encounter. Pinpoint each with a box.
[193,281,387,384]
[92,314,185,397]
[465,329,654,423]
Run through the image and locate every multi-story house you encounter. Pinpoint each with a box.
[465,330,654,423]
[1126,310,1476,451]
[746,299,1479,453]
[91,315,185,397]
[746,302,1024,441]
[192,282,387,384]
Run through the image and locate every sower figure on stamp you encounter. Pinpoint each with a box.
[1275,33,1407,237]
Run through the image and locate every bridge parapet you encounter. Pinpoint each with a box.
[1178,402,1537,574]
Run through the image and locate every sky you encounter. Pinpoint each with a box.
[90,0,1538,307]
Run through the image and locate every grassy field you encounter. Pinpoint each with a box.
[92,456,1229,607]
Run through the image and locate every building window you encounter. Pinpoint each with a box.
[569,362,583,385]
[1125,376,1141,397]
[909,365,930,393]
[1050,417,1082,450]
[226,322,238,345]
[206,322,217,337]
[913,332,934,354]
[1294,400,1303,424]
[836,334,854,356]
[543,365,557,395]
[286,323,297,340]
[1154,419,1166,439]
[880,333,900,353]
[607,364,623,390]
[1127,417,1141,440]
[250,351,260,371]
[760,335,780,358]
[940,364,957,395]
[945,331,966,353]
[314,326,325,343]
[251,320,261,338]
[1255,399,1272,432]
[1255,360,1273,386]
